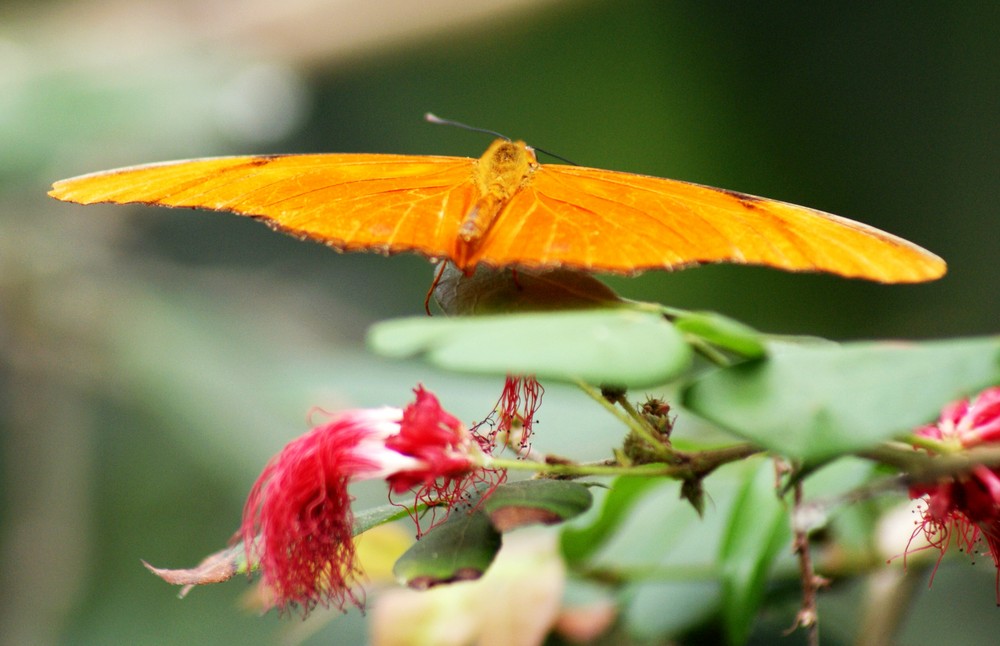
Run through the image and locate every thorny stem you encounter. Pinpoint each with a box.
[786,474,827,646]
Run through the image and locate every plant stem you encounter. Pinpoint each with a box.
[575,380,668,455]
[684,335,733,366]
[861,443,1000,482]
[486,457,678,478]
[485,442,761,480]
[903,433,958,454]
[788,478,826,646]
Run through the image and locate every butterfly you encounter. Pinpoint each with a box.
[49,137,945,283]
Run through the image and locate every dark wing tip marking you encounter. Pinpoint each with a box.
[247,155,281,165]
[714,187,764,210]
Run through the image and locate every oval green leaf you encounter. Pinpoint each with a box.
[560,476,661,565]
[671,309,766,358]
[368,309,692,388]
[682,336,1000,462]
[483,480,593,532]
[353,503,419,535]
[392,509,502,589]
[718,459,791,645]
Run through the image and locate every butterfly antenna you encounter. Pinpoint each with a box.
[425,113,579,165]
[425,113,509,141]
[531,147,578,166]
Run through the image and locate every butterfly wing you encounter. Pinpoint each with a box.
[51,149,946,283]
[49,154,478,259]
[472,164,945,282]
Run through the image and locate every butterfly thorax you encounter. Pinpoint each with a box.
[457,140,538,255]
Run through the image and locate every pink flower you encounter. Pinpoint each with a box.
[907,386,1000,596]
[240,386,484,614]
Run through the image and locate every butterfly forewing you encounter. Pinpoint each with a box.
[50,154,479,259]
[466,164,944,282]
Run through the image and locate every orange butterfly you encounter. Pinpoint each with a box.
[49,137,945,283]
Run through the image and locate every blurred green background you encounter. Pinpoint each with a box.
[2,1,997,644]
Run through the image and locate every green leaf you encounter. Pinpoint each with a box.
[718,459,791,645]
[564,463,761,640]
[605,471,735,639]
[483,480,593,532]
[561,476,662,565]
[670,309,766,358]
[682,336,1000,462]
[392,509,502,589]
[368,309,693,388]
[353,503,419,535]
[626,580,720,639]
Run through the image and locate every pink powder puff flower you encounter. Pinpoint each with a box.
[907,386,1000,597]
[240,386,485,614]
